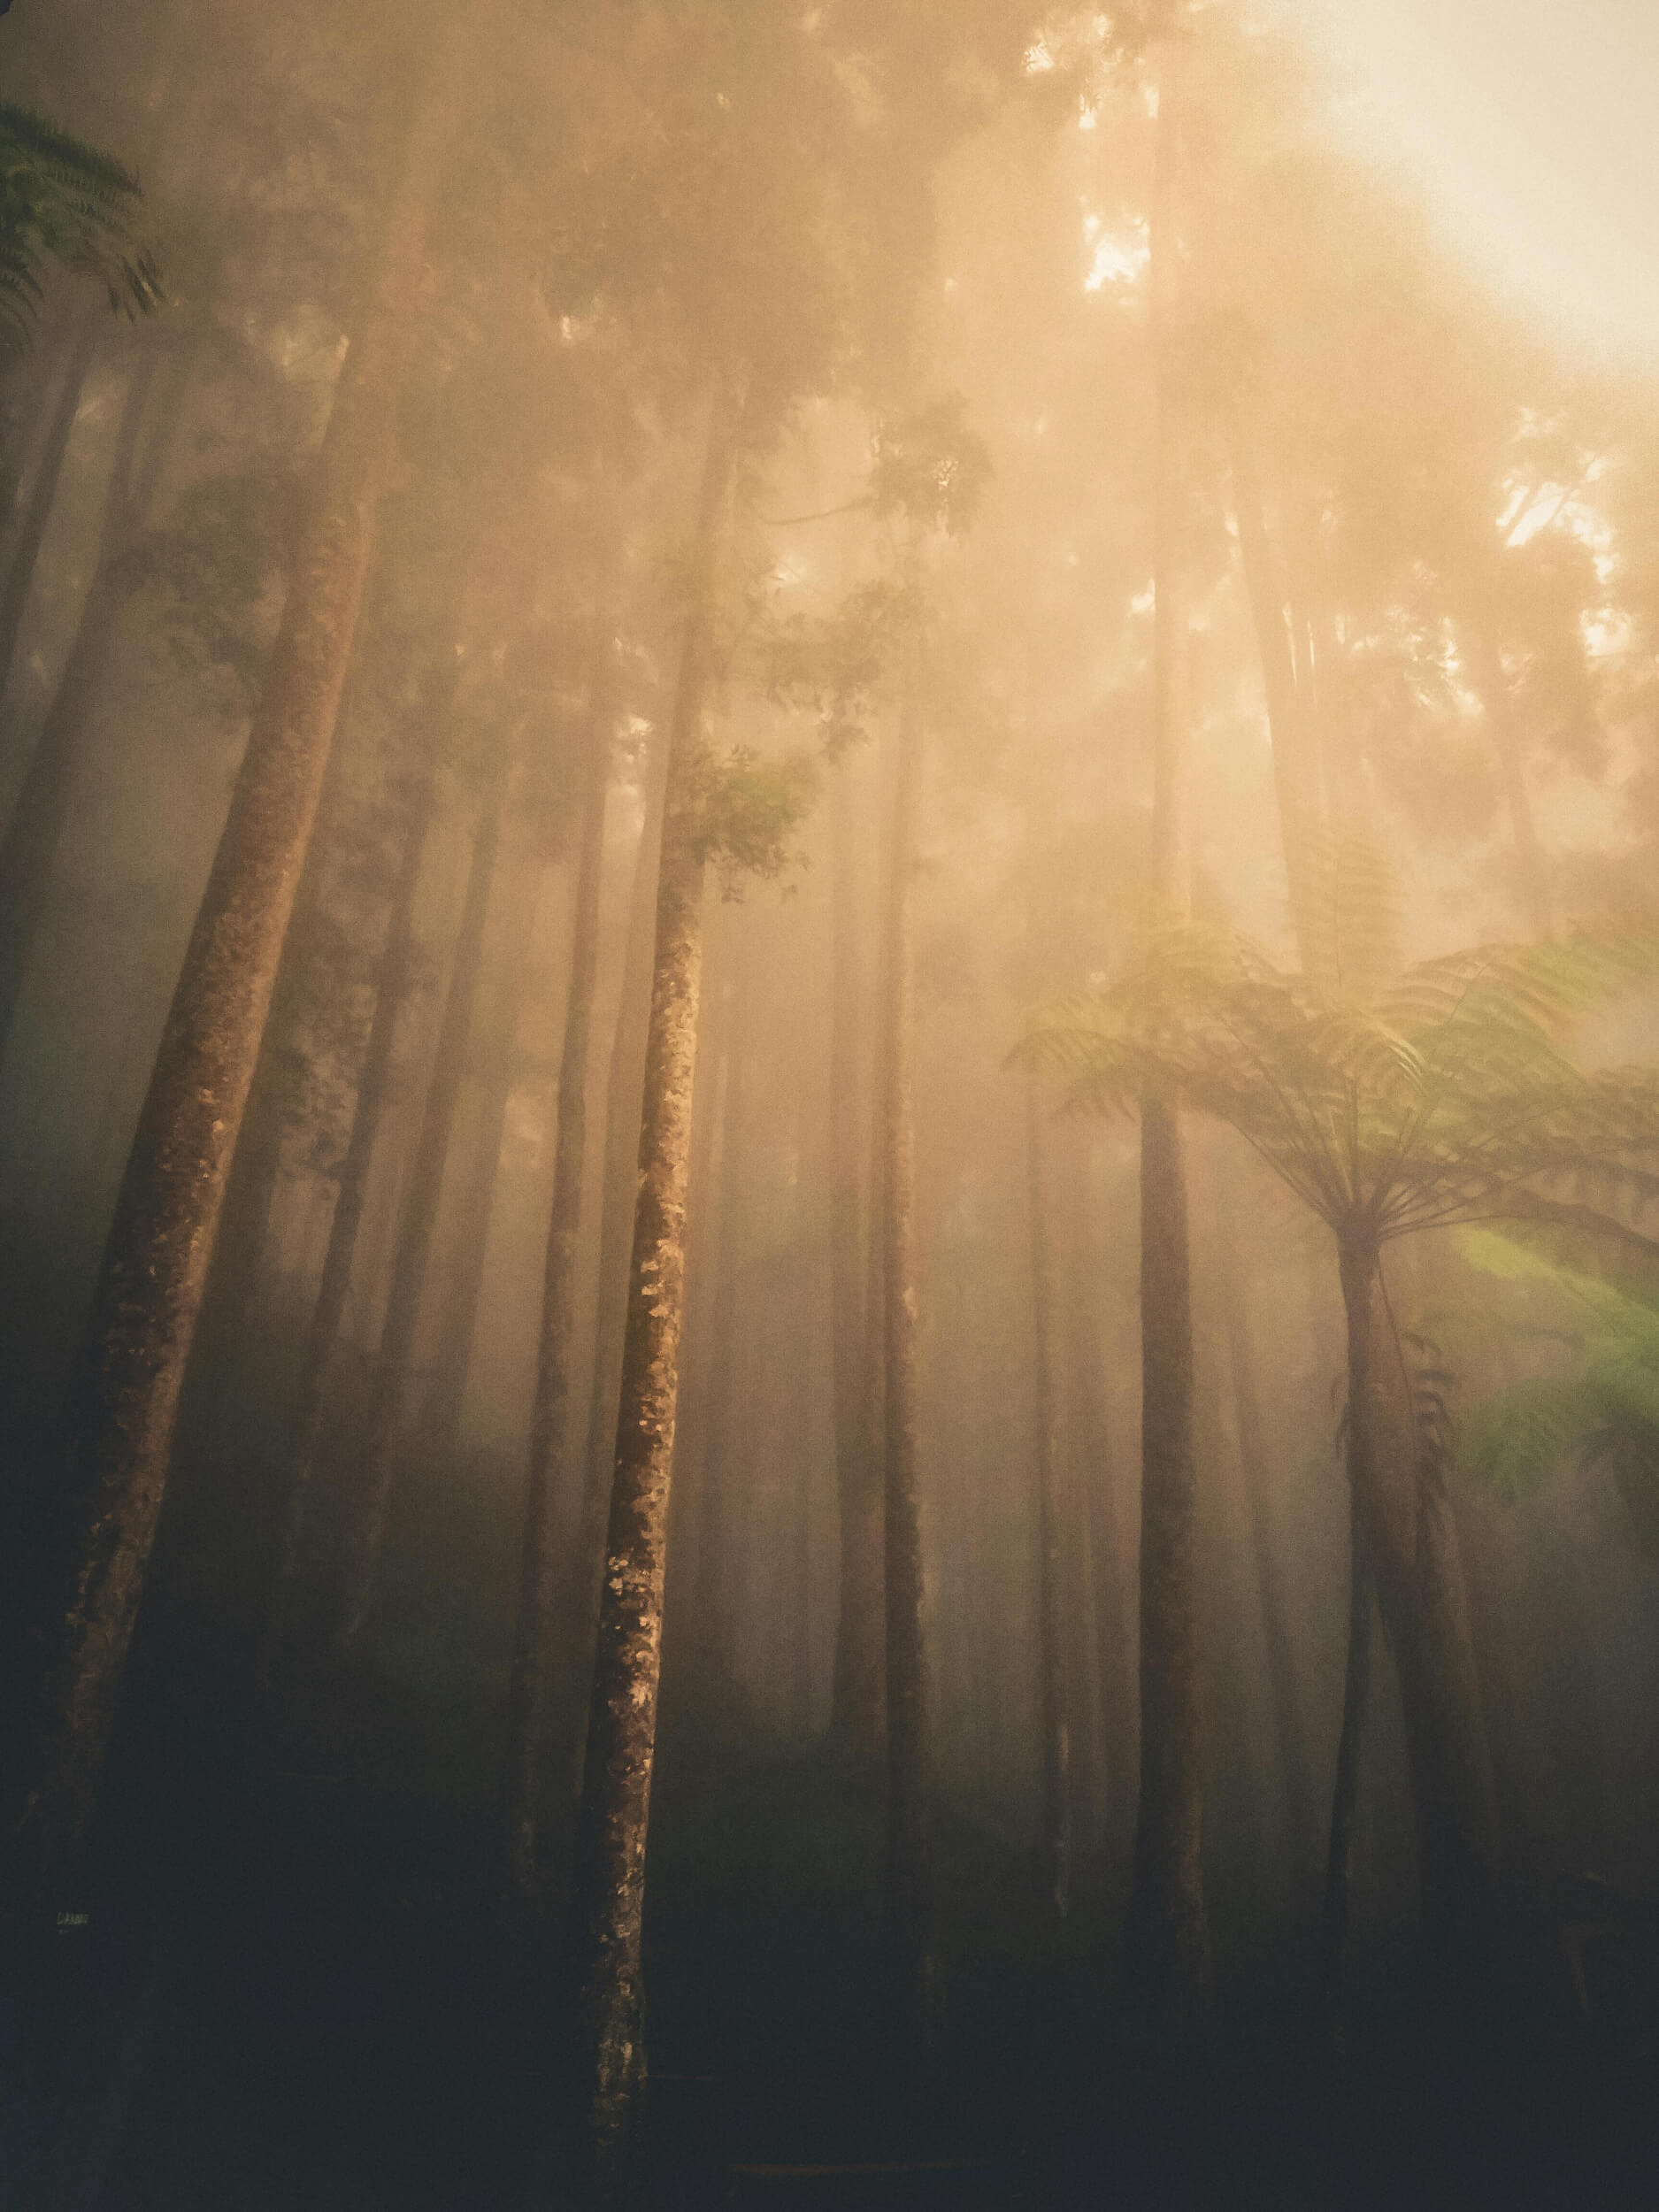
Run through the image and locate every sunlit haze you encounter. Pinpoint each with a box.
[1311,0,1659,359]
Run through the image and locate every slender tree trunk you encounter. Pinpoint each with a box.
[572,730,672,1648]
[332,753,509,1647]
[1075,1297,1134,1865]
[0,311,100,714]
[257,718,442,1692]
[3,77,449,1910]
[0,343,168,1073]
[1319,1491,1373,2029]
[569,386,737,2172]
[503,615,615,1907]
[1026,1078,1071,1920]
[1336,1234,1494,1951]
[828,761,884,1755]
[877,659,942,2063]
[1125,74,1211,2038]
[1212,1187,1319,1880]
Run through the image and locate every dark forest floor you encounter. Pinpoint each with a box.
[4,1625,1658,2212]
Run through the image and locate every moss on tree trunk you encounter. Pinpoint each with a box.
[568,390,736,2171]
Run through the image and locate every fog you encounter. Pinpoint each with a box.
[2,3,1657,2204]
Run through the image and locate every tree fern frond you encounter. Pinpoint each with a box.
[1293,818,1403,1008]
[0,102,161,354]
[1463,1375,1609,1501]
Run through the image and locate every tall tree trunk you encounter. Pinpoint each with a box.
[1211,1182,1319,1882]
[332,752,509,1648]
[1125,74,1211,2037]
[1026,1078,1071,1920]
[1319,1491,1373,2030]
[0,311,100,714]
[257,710,442,1692]
[568,386,737,2172]
[877,660,942,2063]
[190,559,392,1378]
[503,612,615,1908]
[0,341,173,1075]
[4,72,449,1912]
[572,729,672,1649]
[828,760,884,1755]
[1336,1234,1494,1950]
[1075,1294,1135,1868]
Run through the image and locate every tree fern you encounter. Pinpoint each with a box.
[1018,876,1659,1248]
[1460,1230,1659,1556]
[0,104,161,357]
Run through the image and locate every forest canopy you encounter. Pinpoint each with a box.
[2,2,1658,2205]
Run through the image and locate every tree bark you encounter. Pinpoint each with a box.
[4,78,447,1912]
[572,728,672,1652]
[257,703,442,1692]
[1026,1078,1071,1921]
[332,749,508,1648]
[189,564,392,1378]
[0,311,100,714]
[1336,1234,1495,1950]
[1124,73,1211,2038]
[877,658,942,2064]
[503,612,615,1908]
[828,759,884,1755]
[568,386,737,2172]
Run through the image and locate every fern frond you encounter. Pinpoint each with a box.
[0,102,161,355]
[1462,1375,1609,1501]
[1292,818,1403,1008]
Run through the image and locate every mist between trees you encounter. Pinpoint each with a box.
[2,0,1659,2203]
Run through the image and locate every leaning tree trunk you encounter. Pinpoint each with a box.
[568,385,738,2174]
[1336,1233,1495,1953]
[827,758,884,1755]
[0,310,101,713]
[191,588,388,1377]
[1124,72,1212,2039]
[4,68,451,1915]
[1026,1077,1071,1921]
[332,751,509,1649]
[877,659,943,2064]
[503,611,615,1909]
[257,712,442,1693]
